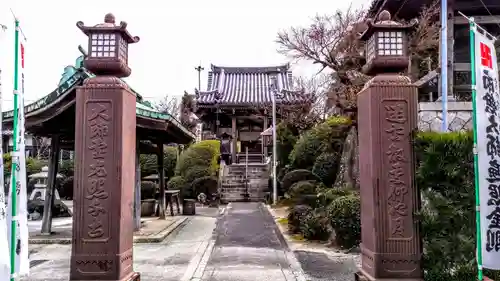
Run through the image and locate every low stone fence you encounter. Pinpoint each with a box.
[418,101,472,132]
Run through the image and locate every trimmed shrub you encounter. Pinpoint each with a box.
[176,140,220,177]
[327,192,361,249]
[184,166,211,185]
[312,152,340,187]
[287,204,313,234]
[287,180,318,206]
[167,176,187,191]
[299,208,330,241]
[281,169,319,194]
[289,116,351,170]
[140,181,157,200]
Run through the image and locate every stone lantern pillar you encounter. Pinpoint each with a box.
[355,11,423,281]
[70,13,140,281]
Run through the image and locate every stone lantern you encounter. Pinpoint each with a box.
[76,13,139,77]
[355,11,422,281]
[361,10,416,76]
[70,13,140,281]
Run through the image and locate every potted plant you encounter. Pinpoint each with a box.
[140,181,156,216]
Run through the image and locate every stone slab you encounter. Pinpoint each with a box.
[28,216,188,244]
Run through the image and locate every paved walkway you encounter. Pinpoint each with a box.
[200,202,305,281]
[23,207,220,281]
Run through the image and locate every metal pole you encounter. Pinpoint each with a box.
[195,65,204,90]
[440,0,448,132]
[271,84,278,205]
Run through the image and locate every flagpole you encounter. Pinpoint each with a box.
[467,16,484,281]
[9,19,20,281]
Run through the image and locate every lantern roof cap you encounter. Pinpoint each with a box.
[76,13,140,44]
[360,10,417,41]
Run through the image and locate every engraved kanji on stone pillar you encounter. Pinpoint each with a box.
[355,11,423,281]
[70,13,140,281]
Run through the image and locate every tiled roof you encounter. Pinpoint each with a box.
[195,64,312,107]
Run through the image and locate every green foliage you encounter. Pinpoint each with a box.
[26,157,43,175]
[176,140,220,177]
[281,169,319,194]
[312,152,340,187]
[413,131,495,280]
[140,146,178,179]
[277,122,299,167]
[163,146,178,179]
[3,154,44,177]
[3,153,11,176]
[140,154,157,176]
[191,176,218,196]
[287,204,313,234]
[184,166,211,185]
[140,181,157,200]
[287,180,317,205]
[59,160,74,177]
[289,116,351,170]
[299,208,330,241]
[327,192,361,248]
[174,140,220,199]
[59,176,74,200]
[167,176,187,191]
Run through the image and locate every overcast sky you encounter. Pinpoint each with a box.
[0,0,366,111]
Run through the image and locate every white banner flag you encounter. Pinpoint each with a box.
[0,24,10,281]
[7,26,29,276]
[473,28,500,270]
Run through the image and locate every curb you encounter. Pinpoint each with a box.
[264,204,307,281]
[28,217,188,245]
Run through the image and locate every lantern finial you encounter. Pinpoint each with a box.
[104,13,115,24]
[378,10,391,22]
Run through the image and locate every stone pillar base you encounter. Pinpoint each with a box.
[355,269,423,281]
[71,272,140,281]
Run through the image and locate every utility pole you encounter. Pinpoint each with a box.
[195,64,204,90]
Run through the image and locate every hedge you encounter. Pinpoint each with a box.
[415,131,499,280]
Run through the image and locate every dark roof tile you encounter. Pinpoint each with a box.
[196,64,311,107]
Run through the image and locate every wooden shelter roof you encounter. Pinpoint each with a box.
[194,64,313,109]
[2,64,195,145]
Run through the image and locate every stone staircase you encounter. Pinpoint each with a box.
[219,163,270,203]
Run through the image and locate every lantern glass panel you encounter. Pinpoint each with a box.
[119,37,128,62]
[377,31,403,56]
[90,33,117,58]
[366,34,376,62]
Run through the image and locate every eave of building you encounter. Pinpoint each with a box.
[367,0,500,20]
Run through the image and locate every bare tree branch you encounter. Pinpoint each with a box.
[33,136,50,159]
[155,95,180,118]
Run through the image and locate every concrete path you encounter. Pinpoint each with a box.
[24,207,220,281]
[200,202,305,281]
